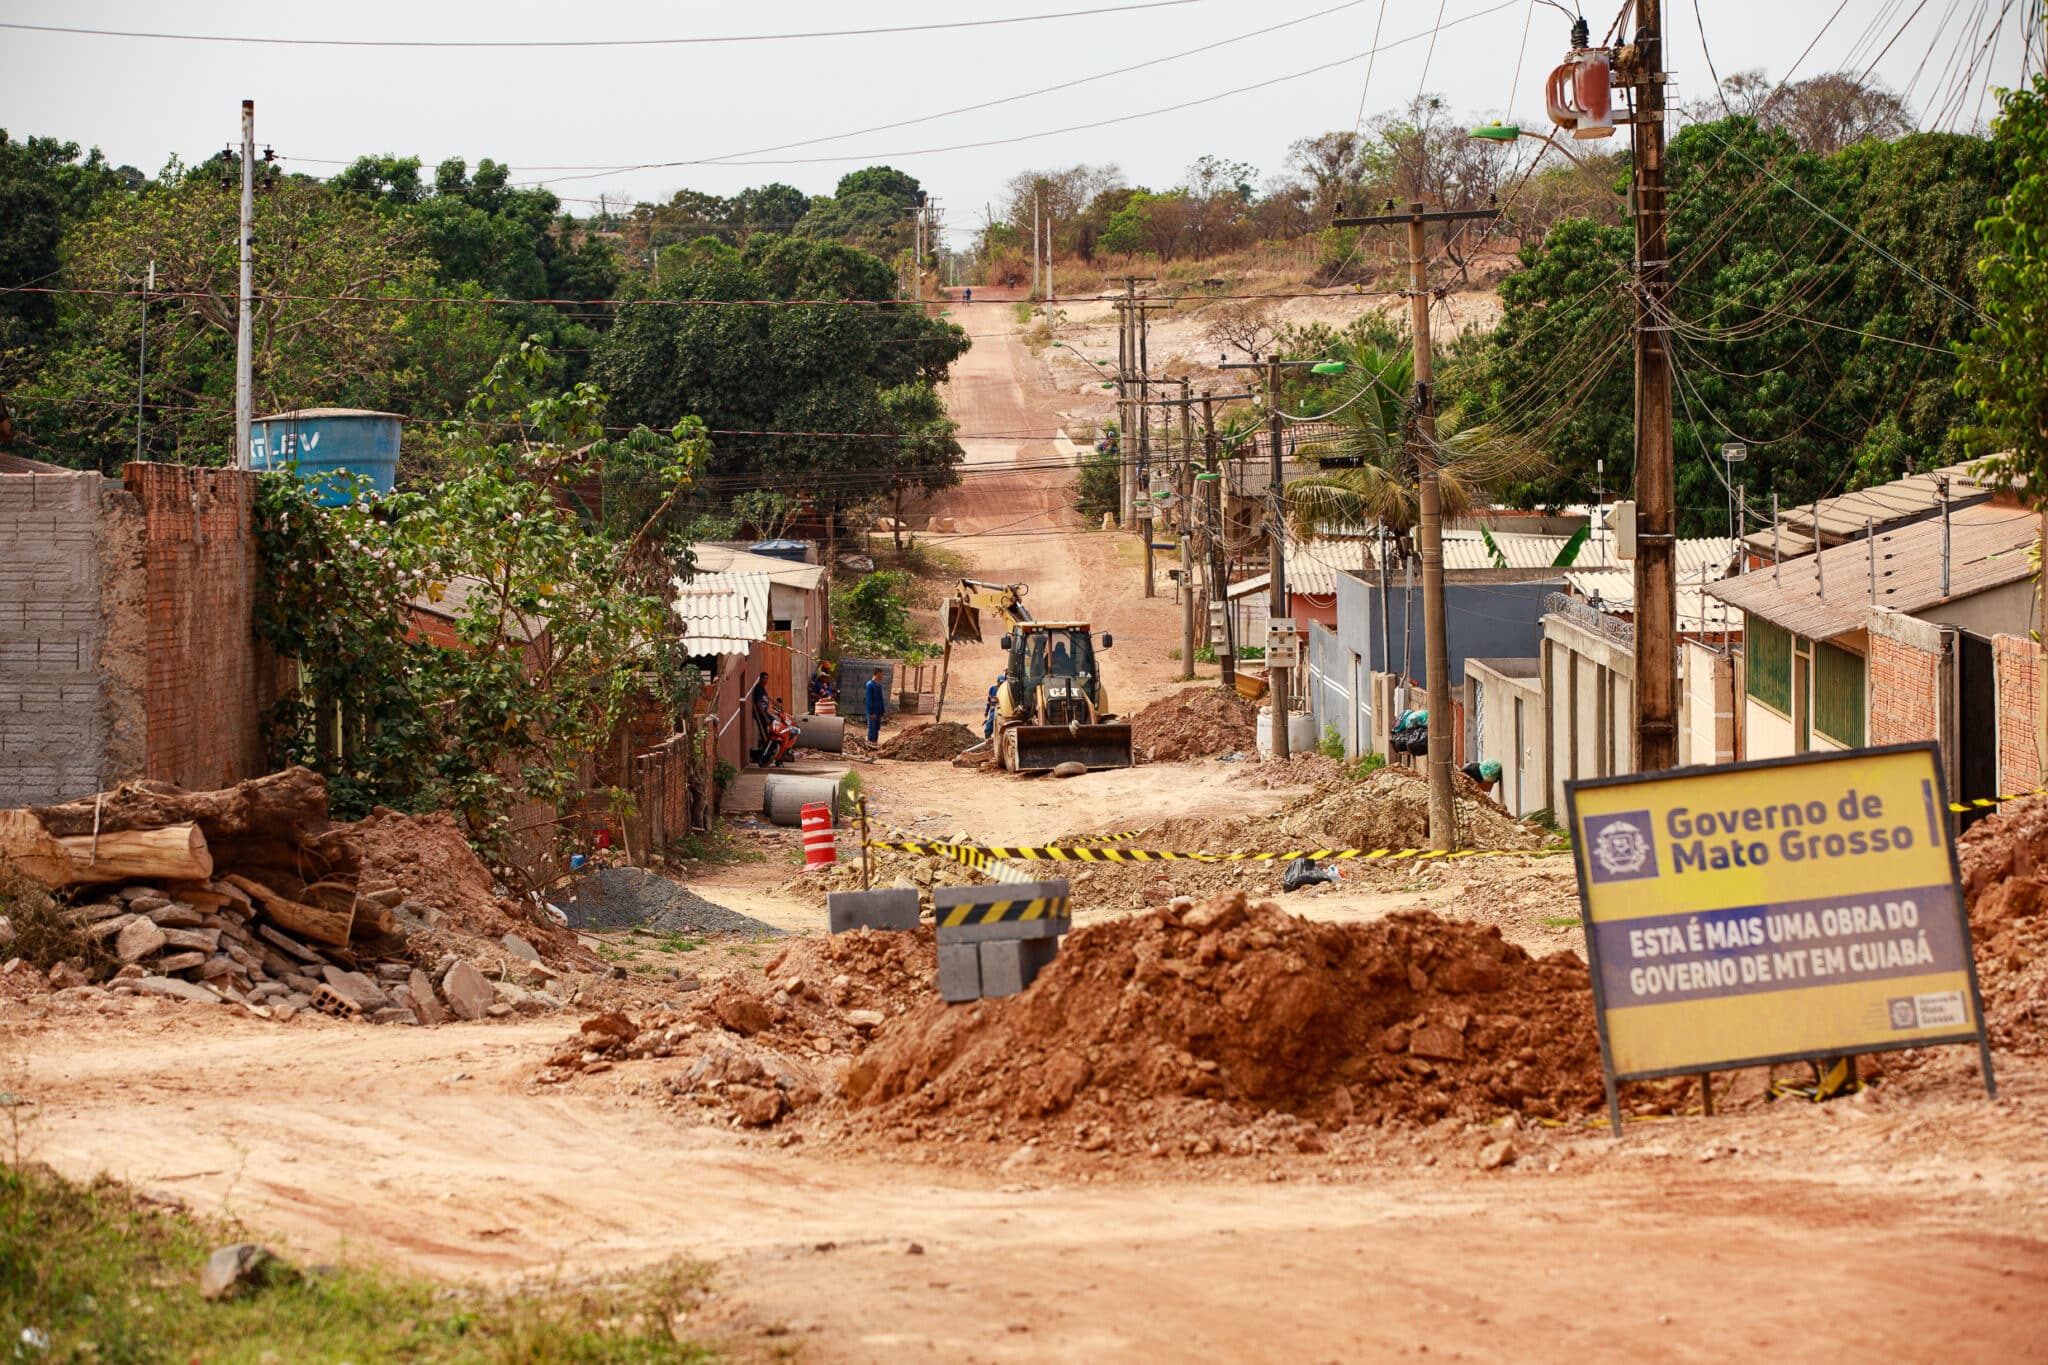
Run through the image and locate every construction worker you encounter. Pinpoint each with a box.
[864,671,886,745]
[748,674,774,766]
[984,675,1002,739]
[1049,639,1073,676]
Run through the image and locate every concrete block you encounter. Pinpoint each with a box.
[931,878,1070,915]
[977,937,1060,998]
[937,943,982,1003]
[935,917,1070,945]
[827,887,922,933]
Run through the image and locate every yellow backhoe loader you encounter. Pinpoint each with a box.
[941,579,1133,771]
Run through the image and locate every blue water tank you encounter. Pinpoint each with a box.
[748,539,811,564]
[250,408,401,505]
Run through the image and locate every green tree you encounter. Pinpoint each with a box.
[592,233,968,532]
[255,343,708,841]
[0,131,135,349]
[1287,344,1537,554]
[1958,75,2048,486]
[13,170,504,468]
[1465,116,2003,528]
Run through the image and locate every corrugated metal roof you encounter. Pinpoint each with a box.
[688,543,827,592]
[1706,502,2037,640]
[671,572,772,655]
[1743,525,1817,560]
[1564,569,1745,634]
[1234,533,1736,594]
[1438,531,1733,574]
[1759,459,2007,549]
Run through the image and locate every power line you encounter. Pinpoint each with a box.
[529,0,1523,182]
[0,1,1206,49]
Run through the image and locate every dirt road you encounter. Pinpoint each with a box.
[10,301,2048,1362]
[12,1007,2045,1361]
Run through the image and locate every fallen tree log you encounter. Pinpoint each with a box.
[54,825,213,885]
[2,814,213,887]
[222,873,357,948]
[30,769,331,855]
[0,810,72,886]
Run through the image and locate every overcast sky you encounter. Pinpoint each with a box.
[1,1,2036,246]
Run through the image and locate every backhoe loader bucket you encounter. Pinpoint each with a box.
[1001,722,1135,772]
[943,599,982,644]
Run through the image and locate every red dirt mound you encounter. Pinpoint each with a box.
[879,722,981,762]
[845,891,1607,1146]
[346,809,579,962]
[1958,796,2048,1052]
[1130,687,1256,762]
[537,927,939,1127]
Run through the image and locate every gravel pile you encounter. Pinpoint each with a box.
[558,867,783,936]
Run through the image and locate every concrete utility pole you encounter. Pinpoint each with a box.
[1334,200,1497,850]
[1266,357,1289,760]
[1622,0,1679,771]
[1044,208,1054,303]
[235,99,255,471]
[136,260,153,464]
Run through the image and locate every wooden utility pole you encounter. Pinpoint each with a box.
[1622,0,1678,771]
[1032,192,1041,301]
[1178,376,1196,680]
[1113,276,1156,527]
[1202,392,1237,689]
[1335,201,1497,849]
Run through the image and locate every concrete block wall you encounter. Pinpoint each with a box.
[1992,633,2042,792]
[0,471,109,805]
[123,464,278,792]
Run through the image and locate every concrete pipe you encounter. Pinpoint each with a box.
[795,714,845,753]
[764,774,843,827]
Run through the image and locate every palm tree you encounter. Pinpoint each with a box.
[1284,343,1539,676]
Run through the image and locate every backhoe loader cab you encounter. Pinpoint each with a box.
[992,622,1132,771]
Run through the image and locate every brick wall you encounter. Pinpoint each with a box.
[1867,631,1942,745]
[122,464,279,792]
[0,471,109,804]
[1993,633,2042,792]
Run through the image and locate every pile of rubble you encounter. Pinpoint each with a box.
[1129,687,1256,762]
[1958,796,2048,1053]
[0,768,587,1024]
[878,722,981,762]
[536,926,938,1128]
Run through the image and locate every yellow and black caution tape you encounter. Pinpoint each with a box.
[927,842,1035,884]
[867,820,1033,884]
[864,843,1564,863]
[935,892,1072,927]
[1766,1057,1867,1104]
[1072,827,1147,844]
[1949,786,2046,813]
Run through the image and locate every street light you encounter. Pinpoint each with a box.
[1468,122,1625,189]
[1721,442,1747,545]
[1052,340,1119,389]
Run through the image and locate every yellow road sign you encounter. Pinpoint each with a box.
[1567,742,1993,1134]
